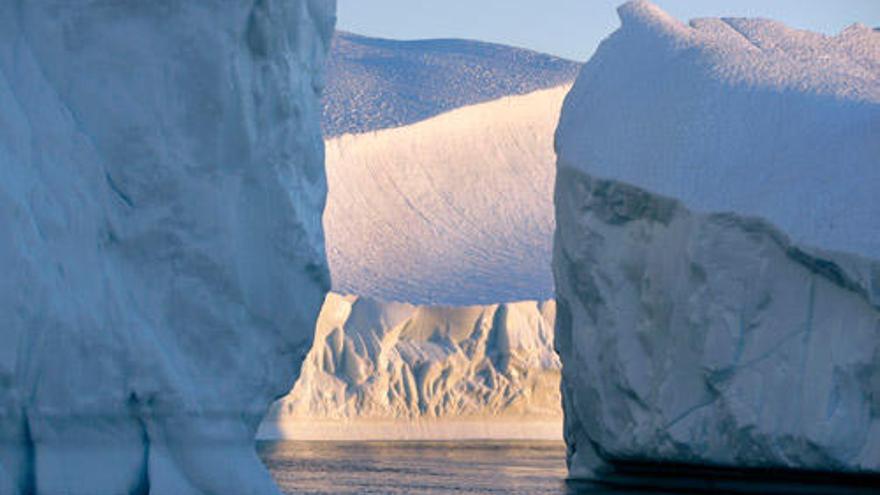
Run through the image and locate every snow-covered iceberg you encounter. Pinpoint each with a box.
[325,86,568,305]
[554,0,880,479]
[262,86,569,439]
[260,294,561,440]
[0,1,334,493]
[323,32,579,136]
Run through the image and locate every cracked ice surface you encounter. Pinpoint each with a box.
[553,0,880,478]
[0,1,334,493]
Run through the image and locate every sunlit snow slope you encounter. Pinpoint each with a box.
[323,32,580,136]
[325,86,569,305]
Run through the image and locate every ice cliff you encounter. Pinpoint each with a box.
[260,294,561,440]
[554,0,880,479]
[0,1,333,493]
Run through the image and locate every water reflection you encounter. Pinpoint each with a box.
[259,440,876,495]
[258,440,572,495]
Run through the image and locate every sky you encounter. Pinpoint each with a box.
[337,0,880,61]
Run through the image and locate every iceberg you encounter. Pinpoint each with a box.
[325,86,568,305]
[0,1,334,493]
[263,86,571,440]
[553,0,880,480]
[323,32,580,136]
[260,294,561,440]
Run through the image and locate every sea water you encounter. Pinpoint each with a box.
[258,440,572,494]
[258,440,880,494]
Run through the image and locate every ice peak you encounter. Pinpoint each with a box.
[558,3,880,263]
[617,0,690,40]
[612,1,880,102]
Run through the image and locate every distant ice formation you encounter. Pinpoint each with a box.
[325,86,569,305]
[0,1,333,493]
[262,85,569,440]
[323,32,580,136]
[554,0,880,479]
[260,294,561,440]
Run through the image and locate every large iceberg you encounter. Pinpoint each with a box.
[554,0,880,480]
[0,1,334,493]
[325,86,568,305]
[260,85,570,439]
[260,293,561,440]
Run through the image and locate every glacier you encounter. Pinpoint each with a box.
[0,1,333,493]
[260,294,561,440]
[554,0,880,481]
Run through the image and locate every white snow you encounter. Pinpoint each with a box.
[322,32,580,136]
[554,0,880,478]
[259,293,561,440]
[556,0,880,260]
[0,1,333,493]
[325,86,569,305]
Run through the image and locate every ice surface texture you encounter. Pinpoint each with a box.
[0,1,333,493]
[260,294,561,439]
[323,32,580,136]
[325,86,568,305]
[556,0,879,259]
[554,0,880,478]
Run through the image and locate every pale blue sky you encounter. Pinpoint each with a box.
[337,0,880,61]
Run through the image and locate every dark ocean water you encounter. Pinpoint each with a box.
[258,440,880,495]
[258,440,579,495]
